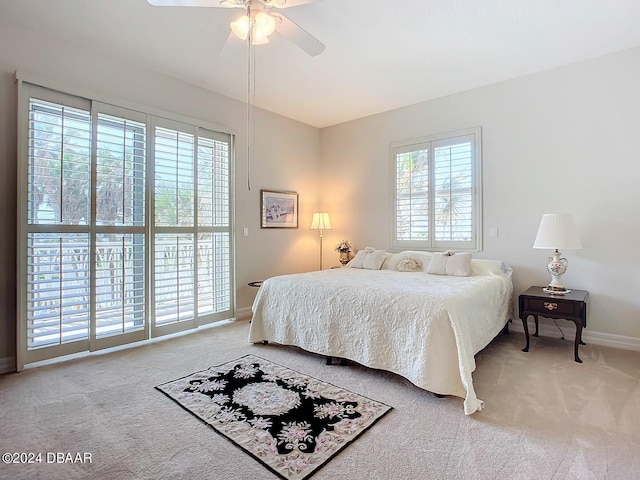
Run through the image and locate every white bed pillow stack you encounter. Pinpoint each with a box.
[347,247,387,270]
[426,251,472,276]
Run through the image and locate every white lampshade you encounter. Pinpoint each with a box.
[310,212,332,230]
[255,11,276,37]
[533,214,582,250]
[230,15,250,40]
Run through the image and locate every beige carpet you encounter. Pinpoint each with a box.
[1,320,639,480]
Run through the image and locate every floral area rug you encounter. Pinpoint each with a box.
[156,354,392,480]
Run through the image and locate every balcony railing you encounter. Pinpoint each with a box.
[27,238,229,349]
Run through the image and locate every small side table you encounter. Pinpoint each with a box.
[519,286,589,363]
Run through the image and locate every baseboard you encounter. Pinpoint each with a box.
[509,320,640,352]
[0,356,16,374]
[235,307,252,321]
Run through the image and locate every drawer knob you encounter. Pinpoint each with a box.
[544,302,558,311]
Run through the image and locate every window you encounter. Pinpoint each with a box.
[17,81,233,368]
[151,122,231,332]
[391,127,482,251]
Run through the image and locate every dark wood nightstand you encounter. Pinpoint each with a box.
[519,286,589,363]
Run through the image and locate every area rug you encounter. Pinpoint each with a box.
[156,354,392,480]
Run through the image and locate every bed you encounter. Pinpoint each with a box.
[248,250,513,414]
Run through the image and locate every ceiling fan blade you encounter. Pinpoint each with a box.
[147,0,316,7]
[264,0,318,8]
[146,0,239,7]
[218,30,247,61]
[273,12,325,56]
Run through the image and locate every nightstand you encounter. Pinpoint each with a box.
[519,286,589,363]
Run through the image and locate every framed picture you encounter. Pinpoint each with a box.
[261,190,299,228]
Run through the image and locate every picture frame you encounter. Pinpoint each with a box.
[260,189,299,228]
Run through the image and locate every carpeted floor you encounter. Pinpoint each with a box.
[1,319,639,480]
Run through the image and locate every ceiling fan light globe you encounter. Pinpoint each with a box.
[251,29,270,45]
[255,11,276,36]
[230,14,250,40]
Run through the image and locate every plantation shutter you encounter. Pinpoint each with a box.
[392,127,481,251]
[26,95,92,351]
[395,143,429,242]
[196,132,231,316]
[433,134,475,250]
[17,78,234,369]
[153,125,196,328]
[94,108,147,340]
[152,122,232,334]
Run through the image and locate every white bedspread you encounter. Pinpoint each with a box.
[249,267,512,414]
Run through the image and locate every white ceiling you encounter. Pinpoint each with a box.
[2,0,640,128]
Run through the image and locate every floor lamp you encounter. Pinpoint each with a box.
[310,212,332,270]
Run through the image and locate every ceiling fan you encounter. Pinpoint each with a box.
[147,0,325,57]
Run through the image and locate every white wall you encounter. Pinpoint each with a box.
[320,46,640,341]
[0,23,321,364]
[2,22,639,367]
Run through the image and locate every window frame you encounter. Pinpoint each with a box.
[390,126,483,252]
[16,73,235,370]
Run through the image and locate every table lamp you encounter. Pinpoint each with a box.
[533,213,582,295]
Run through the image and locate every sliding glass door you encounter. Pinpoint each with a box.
[151,121,232,336]
[17,82,233,369]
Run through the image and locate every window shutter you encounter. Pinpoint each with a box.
[27,98,92,348]
[196,134,231,315]
[96,113,146,227]
[391,128,481,251]
[28,99,91,225]
[18,80,234,368]
[27,233,91,348]
[433,135,474,248]
[395,145,429,242]
[93,109,148,338]
[152,125,232,327]
[154,126,195,227]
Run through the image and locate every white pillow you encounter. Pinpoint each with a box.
[470,259,512,277]
[397,257,423,272]
[347,247,387,270]
[381,251,432,270]
[427,252,472,276]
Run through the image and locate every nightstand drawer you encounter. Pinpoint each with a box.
[523,297,578,316]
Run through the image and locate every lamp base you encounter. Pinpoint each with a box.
[543,286,571,295]
[544,250,570,295]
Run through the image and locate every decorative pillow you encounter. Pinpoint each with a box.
[381,251,432,270]
[347,247,387,270]
[396,257,423,272]
[470,259,512,277]
[427,251,472,276]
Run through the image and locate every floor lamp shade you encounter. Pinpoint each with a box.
[310,212,332,270]
[533,213,582,294]
[310,212,332,231]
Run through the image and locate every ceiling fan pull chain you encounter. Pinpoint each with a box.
[246,1,252,191]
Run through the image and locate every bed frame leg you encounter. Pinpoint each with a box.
[326,356,349,366]
[501,319,511,334]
